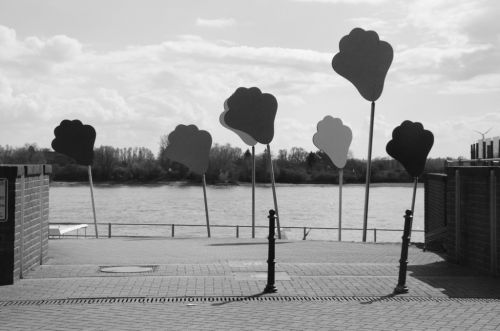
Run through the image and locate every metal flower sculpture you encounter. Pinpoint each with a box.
[51,119,96,166]
[332,27,393,102]
[165,124,212,175]
[386,120,434,178]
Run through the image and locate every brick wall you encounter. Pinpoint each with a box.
[424,173,447,250]
[0,165,51,285]
[444,167,499,275]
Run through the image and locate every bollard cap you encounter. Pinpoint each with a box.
[268,209,276,217]
[405,210,413,217]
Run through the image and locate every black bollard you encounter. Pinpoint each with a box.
[394,210,413,294]
[264,209,277,293]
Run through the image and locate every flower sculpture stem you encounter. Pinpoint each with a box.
[252,146,256,238]
[410,176,418,227]
[267,144,281,239]
[202,174,211,238]
[338,168,343,241]
[362,101,375,242]
[87,165,98,238]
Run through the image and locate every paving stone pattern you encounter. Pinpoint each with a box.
[0,238,499,330]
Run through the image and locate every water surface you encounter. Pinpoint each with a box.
[49,182,424,242]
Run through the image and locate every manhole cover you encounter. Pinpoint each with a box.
[100,266,154,273]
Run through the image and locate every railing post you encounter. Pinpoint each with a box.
[108,223,111,238]
[264,210,277,293]
[374,228,377,243]
[394,210,412,294]
[236,225,239,238]
[171,224,175,238]
[303,227,307,240]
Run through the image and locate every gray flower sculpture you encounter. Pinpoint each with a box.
[386,120,434,178]
[332,27,393,102]
[165,124,212,175]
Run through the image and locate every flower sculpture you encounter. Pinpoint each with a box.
[386,120,434,178]
[332,27,393,102]
[224,87,277,144]
[51,119,96,166]
[164,124,212,175]
[313,116,352,169]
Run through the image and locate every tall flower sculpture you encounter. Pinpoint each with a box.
[332,27,393,242]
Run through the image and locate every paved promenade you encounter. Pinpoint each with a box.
[1,238,499,330]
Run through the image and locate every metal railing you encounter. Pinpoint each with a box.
[49,222,424,243]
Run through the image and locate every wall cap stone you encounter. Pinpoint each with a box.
[0,165,50,177]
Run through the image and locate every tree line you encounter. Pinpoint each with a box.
[0,142,447,184]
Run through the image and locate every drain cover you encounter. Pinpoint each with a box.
[100,266,153,273]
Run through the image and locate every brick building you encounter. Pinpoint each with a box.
[425,161,499,276]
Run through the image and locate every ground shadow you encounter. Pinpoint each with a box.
[407,261,500,298]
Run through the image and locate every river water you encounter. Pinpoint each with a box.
[49,182,425,242]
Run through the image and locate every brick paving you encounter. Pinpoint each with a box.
[2,301,500,331]
[1,238,499,330]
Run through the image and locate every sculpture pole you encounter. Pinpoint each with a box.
[362,101,375,242]
[87,165,98,238]
[202,173,211,238]
[252,146,256,238]
[267,144,281,239]
[338,168,343,241]
[410,176,418,228]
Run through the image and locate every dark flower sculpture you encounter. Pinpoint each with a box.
[220,99,257,146]
[332,27,393,102]
[386,120,434,178]
[51,119,96,166]
[165,124,212,175]
[224,87,277,144]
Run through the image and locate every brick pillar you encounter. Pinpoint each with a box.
[0,165,51,285]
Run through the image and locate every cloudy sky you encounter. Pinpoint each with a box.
[0,0,499,158]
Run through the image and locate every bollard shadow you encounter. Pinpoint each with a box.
[211,292,267,306]
[359,293,397,305]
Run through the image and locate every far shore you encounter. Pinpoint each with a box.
[50,180,424,188]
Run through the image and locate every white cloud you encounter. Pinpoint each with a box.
[196,18,236,28]
[157,35,331,69]
[377,0,500,94]
[0,25,82,63]
[439,74,500,94]
[0,25,341,152]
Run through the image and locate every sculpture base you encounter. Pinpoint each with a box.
[263,285,277,293]
[394,285,409,294]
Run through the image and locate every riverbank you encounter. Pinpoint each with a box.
[49,180,424,188]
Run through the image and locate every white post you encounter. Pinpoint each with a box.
[338,168,343,241]
[267,144,281,239]
[202,174,211,238]
[252,146,256,239]
[87,165,98,239]
[362,101,375,242]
